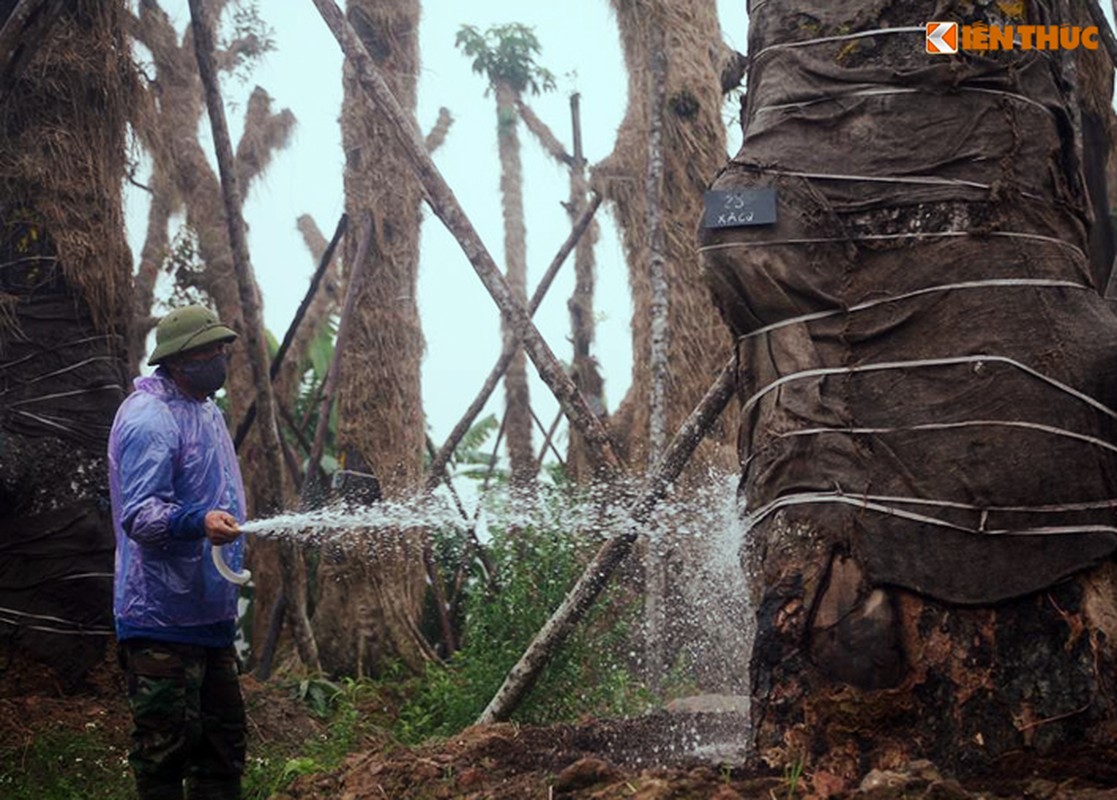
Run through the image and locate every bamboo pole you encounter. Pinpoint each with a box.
[478,357,737,723]
[530,407,566,470]
[188,0,320,672]
[534,408,564,474]
[424,195,602,490]
[642,24,671,692]
[310,0,622,480]
[233,213,348,450]
[646,26,670,466]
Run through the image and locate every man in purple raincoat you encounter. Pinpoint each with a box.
[109,305,247,800]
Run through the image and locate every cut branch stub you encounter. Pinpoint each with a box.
[310,0,622,480]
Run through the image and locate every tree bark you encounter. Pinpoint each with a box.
[306,214,372,481]
[0,0,64,103]
[0,0,131,686]
[424,106,453,154]
[702,0,1117,783]
[309,0,433,678]
[595,0,737,476]
[516,98,573,165]
[188,0,319,672]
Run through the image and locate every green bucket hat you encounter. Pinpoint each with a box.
[148,305,238,366]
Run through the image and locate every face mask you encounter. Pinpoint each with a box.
[176,353,228,396]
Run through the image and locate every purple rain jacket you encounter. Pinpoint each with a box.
[108,370,246,634]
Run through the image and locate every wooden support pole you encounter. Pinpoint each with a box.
[645,26,670,466]
[477,357,737,723]
[424,194,602,490]
[310,0,621,481]
[188,0,320,672]
[234,212,348,450]
[530,407,566,470]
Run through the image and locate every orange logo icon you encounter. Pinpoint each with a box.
[926,21,959,54]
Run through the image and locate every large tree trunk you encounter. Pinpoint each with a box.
[595,0,737,476]
[0,0,132,686]
[495,81,535,487]
[702,0,1117,785]
[311,0,433,677]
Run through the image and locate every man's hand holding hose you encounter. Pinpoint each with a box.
[205,510,240,545]
[206,510,250,584]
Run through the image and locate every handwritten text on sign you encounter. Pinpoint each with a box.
[702,188,777,229]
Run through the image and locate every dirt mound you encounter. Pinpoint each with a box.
[278,719,784,800]
[4,654,1117,800]
[279,716,1117,800]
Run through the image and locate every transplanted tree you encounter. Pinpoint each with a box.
[0,0,134,684]
[594,0,742,476]
[591,0,745,692]
[702,0,1117,786]
[456,23,555,487]
[309,0,435,677]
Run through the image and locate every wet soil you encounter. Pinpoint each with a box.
[3,655,1116,799]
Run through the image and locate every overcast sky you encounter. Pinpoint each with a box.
[125,1,745,451]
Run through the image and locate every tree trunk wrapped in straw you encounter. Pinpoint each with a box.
[595,0,738,477]
[310,0,434,677]
[0,0,133,684]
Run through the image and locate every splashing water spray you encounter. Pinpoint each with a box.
[209,474,756,762]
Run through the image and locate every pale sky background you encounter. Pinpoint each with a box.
[124,1,739,453]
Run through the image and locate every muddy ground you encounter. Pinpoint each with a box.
[3,655,1117,800]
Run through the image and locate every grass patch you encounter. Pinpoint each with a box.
[0,726,133,800]
[396,513,653,743]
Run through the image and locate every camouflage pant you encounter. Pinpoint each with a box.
[119,639,246,800]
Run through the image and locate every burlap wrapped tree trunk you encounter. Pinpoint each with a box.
[0,0,133,685]
[701,0,1117,781]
